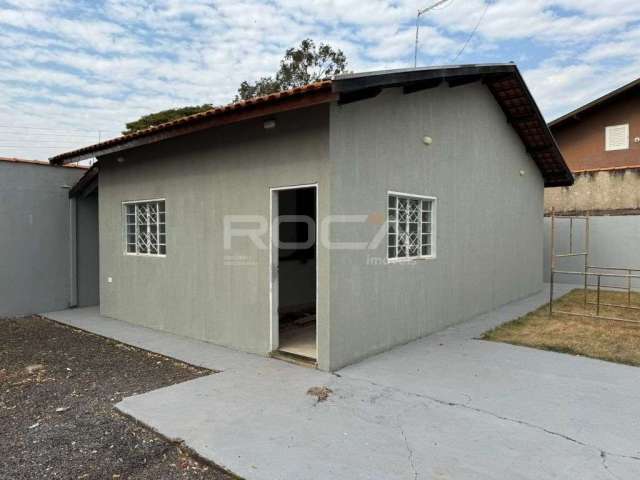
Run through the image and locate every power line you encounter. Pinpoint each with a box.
[0,132,104,139]
[0,124,118,133]
[452,1,491,63]
[0,144,85,148]
[0,138,93,142]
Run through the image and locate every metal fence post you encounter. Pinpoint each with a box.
[549,271,554,317]
[569,217,573,253]
[596,275,601,316]
[549,208,555,317]
[584,215,590,306]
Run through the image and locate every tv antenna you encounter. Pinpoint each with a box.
[414,0,451,67]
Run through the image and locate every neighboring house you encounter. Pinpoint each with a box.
[545,77,640,215]
[0,157,98,317]
[543,78,640,286]
[50,64,572,371]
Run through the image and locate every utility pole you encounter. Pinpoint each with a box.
[414,0,450,67]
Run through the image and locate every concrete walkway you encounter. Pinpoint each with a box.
[44,285,640,480]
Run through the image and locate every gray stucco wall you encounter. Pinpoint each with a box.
[0,162,85,317]
[327,84,544,370]
[543,215,640,289]
[76,192,99,306]
[98,106,331,365]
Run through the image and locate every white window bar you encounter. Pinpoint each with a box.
[388,192,435,261]
[124,200,166,256]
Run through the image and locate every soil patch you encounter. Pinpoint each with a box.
[0,316,237,479]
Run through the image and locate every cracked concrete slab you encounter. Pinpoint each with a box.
[46,285,640,479]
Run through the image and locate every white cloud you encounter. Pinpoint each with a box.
[0,0,638,159]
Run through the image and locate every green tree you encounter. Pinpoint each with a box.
[123,104,212,134]
[122,39,347,133]
[235,39,347,100]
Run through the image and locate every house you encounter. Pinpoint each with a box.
[50,65,572,371]
[0,157,98,317]
[545,77,640,215]
[543,78,640,287]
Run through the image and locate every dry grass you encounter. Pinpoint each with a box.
[482,289,640,367]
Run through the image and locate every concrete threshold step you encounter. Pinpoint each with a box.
[270,350,317,368]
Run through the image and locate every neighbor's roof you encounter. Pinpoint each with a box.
[549,77,640,129]
[0,156,87,169]
[50,64,573,187]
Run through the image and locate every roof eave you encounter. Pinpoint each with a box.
[51,64,573,187]
[334,64,573,188]
[50,84,336,165]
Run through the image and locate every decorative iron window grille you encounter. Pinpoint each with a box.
[388,193,435,260]
[124,200,166,256]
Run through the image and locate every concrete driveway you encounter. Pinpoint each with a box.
[45,285,640,479]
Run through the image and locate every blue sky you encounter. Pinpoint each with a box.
[0,0,639,160]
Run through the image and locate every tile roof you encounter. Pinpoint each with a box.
[50,65,572,187]
[50,81,333,164]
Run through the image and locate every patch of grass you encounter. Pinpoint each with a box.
[482,289,640,367]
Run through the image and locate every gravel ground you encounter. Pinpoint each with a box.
[0,316,238,480]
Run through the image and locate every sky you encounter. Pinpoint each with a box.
[0,0,639,161]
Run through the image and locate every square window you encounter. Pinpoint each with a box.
[605,124,629,151]
[388,193,435,260]
[123,200,167,256]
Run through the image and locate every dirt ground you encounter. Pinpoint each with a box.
[483,289,640,367]
[0,316,238,480]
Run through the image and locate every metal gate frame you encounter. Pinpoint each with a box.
[548,208,640,324]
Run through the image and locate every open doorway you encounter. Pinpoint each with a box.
[270,185,317,361]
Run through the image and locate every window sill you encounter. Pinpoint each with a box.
[123,253,167,258]
[387,255,436,264]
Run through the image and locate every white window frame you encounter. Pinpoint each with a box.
[605,124,629,151]
[122,198,167,257]
[387,191,437,263]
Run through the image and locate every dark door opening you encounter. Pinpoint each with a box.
[272,186,317,360]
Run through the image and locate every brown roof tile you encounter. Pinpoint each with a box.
[50,81,334,164]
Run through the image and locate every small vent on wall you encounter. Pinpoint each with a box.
[605,124,629,151]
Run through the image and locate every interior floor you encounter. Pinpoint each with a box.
[279,322,316,359]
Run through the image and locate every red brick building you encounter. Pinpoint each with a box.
[545,78,640,214]
[550,78,640,172]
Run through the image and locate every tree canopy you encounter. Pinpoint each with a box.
[123,104,212,134]
[235,38,348,100]
[122,39,347,134]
